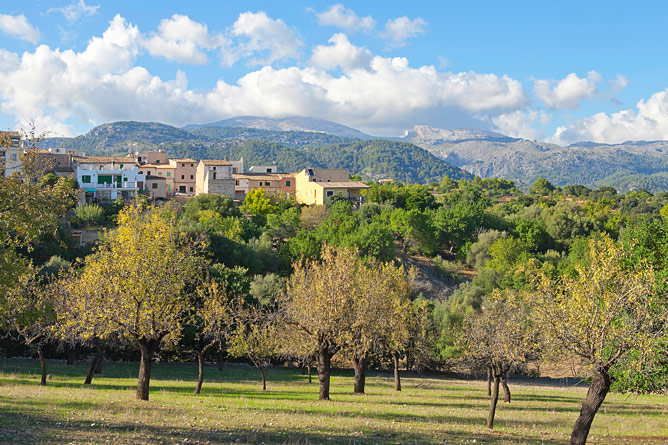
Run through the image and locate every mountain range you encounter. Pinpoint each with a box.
[41,117,668,193]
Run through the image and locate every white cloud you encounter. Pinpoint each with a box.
[610,74,628,91]
[49,0,100,21]
[143,15,226,64]
[533,71,600,110]
[0,14,40,43]
[313,4,375,32]
[552,88,668,145]
[491,109,550,141]
[380,16,427,48]
[310,33,372,72]
[0,14,528,137]
[224,11,302,66]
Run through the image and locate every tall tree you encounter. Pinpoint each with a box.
[526,235,667,445]
[65,205,201,400]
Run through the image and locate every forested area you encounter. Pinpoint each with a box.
[2,142,668,444]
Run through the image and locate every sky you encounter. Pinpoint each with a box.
[1,0,668,145]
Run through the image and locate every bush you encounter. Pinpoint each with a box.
[74,203,104,226]
[433,255,461,282]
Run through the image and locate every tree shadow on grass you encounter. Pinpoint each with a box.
[0,404,563,444]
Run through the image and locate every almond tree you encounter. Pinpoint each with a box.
[281,246,360,400]
[527,235,668,445]
[64,205,201,400]
[460,298,535,429]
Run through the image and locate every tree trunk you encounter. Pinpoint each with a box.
[66,346,76,365]
[307,364,312,383]
[38,347,47,386]
[317,342,332,400]
[501,374,511,403]
[136,339,159,401]
[256,364,266,391]
[194,351,205,395]
[487,375,501,429]
[84,348,104,385]
[94,355,103,374]
[393,353,401,391]
[217,349,224,371]
[487,367,492,396]
[353,357,367,394]
[570,370,612,445]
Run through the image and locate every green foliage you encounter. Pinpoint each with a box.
[74,203,105,226]
[184,194,240,221]
[531,178,555,195]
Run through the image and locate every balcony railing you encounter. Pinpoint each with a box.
[82,182,140,190]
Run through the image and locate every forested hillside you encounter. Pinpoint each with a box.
[41,121,471,183]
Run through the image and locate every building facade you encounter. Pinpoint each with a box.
[294,168,368,205]
[195,160,235,197]
[73,156,145,202]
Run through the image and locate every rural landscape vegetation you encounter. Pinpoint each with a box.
[2,2,668,444]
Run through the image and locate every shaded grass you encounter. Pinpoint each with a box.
[0,359,667,444]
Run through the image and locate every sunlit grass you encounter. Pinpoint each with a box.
[0,359,667,443]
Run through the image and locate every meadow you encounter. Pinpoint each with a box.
[0,359,667,444]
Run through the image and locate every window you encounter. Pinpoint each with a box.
[81,175,91,183]
[326,190,334,197]
[167,172,171,177]
[181,163,185,167]
[168,185,171,192]
[191,163,194,167]
[158,172,162,175]
[179,186,186,193]
[235,180,240,186]
[213,166,216,170]
[265,181,271,186]
[233,168,238,174]
[190,175,193,179]
[285,180,291,187]
[189,186,193,192]
[156,160,160,164]
[139,171,143,174]
[152,183,158,189]
[213,172,216,180]
[181,175,185,179]
[267,167,273,173]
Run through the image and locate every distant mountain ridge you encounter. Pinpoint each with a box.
[183,116,372,139]
[40,121,471,184]
[40,117,668,193]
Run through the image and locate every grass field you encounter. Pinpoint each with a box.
[0,359,667,444]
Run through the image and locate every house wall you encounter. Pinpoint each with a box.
[170,159,197,195]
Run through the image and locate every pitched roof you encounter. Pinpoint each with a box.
[73,156,137,164]
[146,175,166,180]
[170,158,196,163]
[200,159,232,166]
[233,173,292,181]
[316,181,369,189]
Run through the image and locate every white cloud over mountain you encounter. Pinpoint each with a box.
[552,88,668,145]
[0,14,40,44]
[533,71,601,110]
[143,14,226,64]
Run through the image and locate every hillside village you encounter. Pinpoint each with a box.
[1,132,369,206]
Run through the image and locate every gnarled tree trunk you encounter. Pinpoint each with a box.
[501,374,511,403]
[487,366,492,396]
[393,353,401,391]
[94,355,103,374]
[136,339,160,401]
[487,374,501,429]
[570,370,612,445]
[37,347,47,386]
[255,363,266,391]
[318,342,332,400]
[307,364,312,383]
[353,357,367,394]
[84,346,104,385]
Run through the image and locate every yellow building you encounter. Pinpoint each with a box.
[294,168,369,205]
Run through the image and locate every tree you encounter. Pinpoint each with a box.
[460,298,535,429]
[227,299,278,391]
[64,205,201,400]
[530,178,555,196]
[526,235,667,445]
[281,246,360,400]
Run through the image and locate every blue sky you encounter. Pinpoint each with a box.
[1,0,667,144]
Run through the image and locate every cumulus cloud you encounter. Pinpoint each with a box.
[491,109,550,141]
[143,14,226,64]
[49,0,100,21]
[224,11,302,66]
[0,14,528,137]
[310,33,372,72]
[533,71,601,110]
[380,16,427,48]
[0,14,40,43]
[312,4,375,32]
[552,88,668,145]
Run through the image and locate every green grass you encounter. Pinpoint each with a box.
[0,359,667,444]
